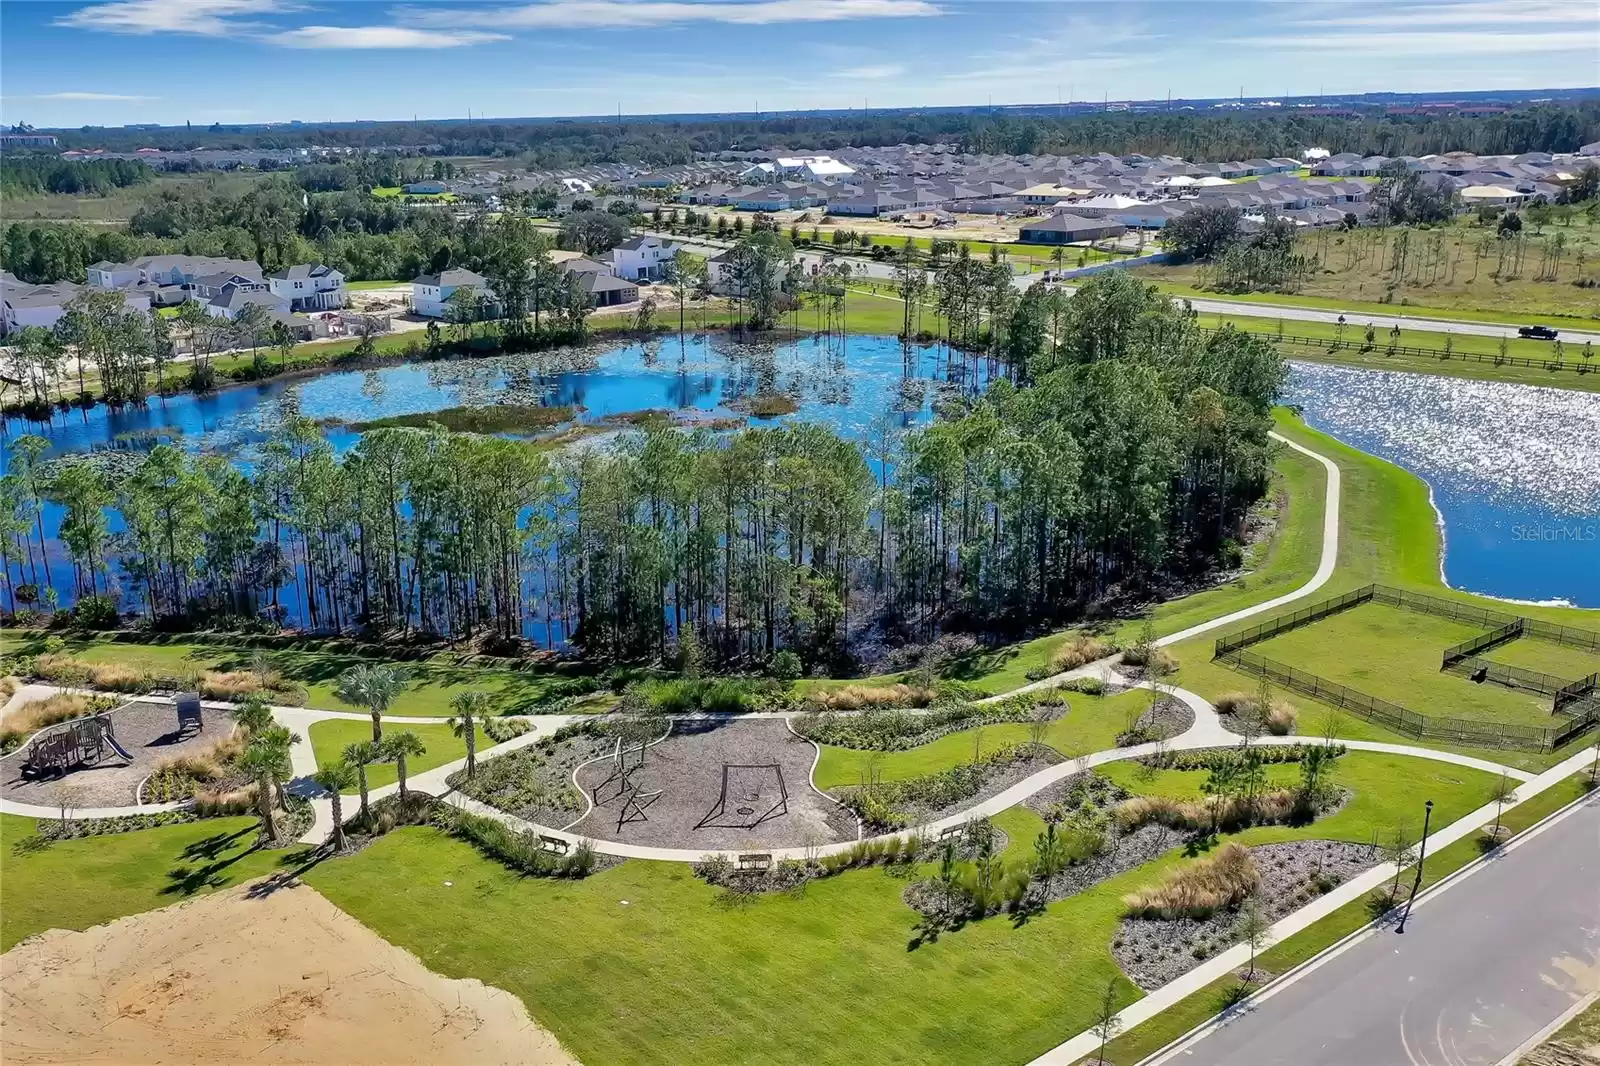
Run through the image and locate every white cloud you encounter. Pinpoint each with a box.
[274,26,511,49]
[56,0,298,36]
[405,0,940,30]
[835,63,906,79]
[30,91,159,101]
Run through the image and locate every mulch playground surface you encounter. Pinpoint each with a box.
[571,718,858,851]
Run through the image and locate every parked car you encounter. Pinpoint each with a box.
[1518,325,1559,340]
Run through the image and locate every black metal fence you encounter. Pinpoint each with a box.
[1219,646,1594,752]
[1201,326,1598,377]
[1212,583,1600,752]
[1442,620,1524,668]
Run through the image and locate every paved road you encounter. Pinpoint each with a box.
[1151,791,1600,1066]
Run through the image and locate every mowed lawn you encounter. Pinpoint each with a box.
[0,633,584,717]
[307,718,494,792]
[812,689,1150,790]
[1248,602,1558,727]
[0,814,311,951]
[1483,636,1600,680]
[1098,751,1501,844]
[306,825,1156,1066]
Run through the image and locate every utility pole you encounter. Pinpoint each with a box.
[1397,799,1434,934]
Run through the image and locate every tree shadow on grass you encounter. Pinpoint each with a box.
[178,825,255,861]
[243,845,335,899]
[10,832,54,857]
[163,843,264,897]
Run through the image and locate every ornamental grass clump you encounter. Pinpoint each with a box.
[813,682,937,712]
[1051,634,1116,672]
[1216,691,1299,735]
[1123,842,1261,919]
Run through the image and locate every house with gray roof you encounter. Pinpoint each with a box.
[268,263,346,312]
[412,268,495,319]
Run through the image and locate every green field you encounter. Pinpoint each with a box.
[1138,213,1600,321]
[0,813,310,952]
[307,718,494,791]
[1248,602,1558,727]
[813,689,1150,790]
[1484,636,1600,679]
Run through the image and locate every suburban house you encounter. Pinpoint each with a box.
[191,270,269,305]
[205,285,290,321]
[1018,212,1128,244]
[88,255,261,292]
[741,155,855,183]
[605,236,681,281]
[560,259,639,307]
[2,272,150,336]
[411,268,496,319]
[705,249,790,296]
[268,263,346,312]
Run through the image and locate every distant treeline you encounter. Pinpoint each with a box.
[49,104,1600,167]
[1,155,154,196]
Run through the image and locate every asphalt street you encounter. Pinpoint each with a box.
[1151,790,1600,1066]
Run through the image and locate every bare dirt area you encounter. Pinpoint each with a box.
[0,882,578,1066]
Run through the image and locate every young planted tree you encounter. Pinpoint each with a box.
[448,690,490,781]
[382,729,427,800]
[1383,825,1417,901]
[342,740,380,824]
[1234,894,1273,982]
[1091,977,1124,1064]
[1487,772,1518,840]
[1032,820,1070,895]
[313,761,357,851]
[334,663,407,743]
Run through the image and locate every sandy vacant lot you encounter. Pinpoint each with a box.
[1,882,578,1066]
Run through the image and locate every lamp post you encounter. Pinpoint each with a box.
[1397,799,1434,934]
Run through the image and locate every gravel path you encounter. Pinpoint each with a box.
[0,700,234,809]
[571,718,857,851]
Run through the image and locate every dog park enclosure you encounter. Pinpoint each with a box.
[1214,584,1600,751]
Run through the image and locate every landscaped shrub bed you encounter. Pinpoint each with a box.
[36,809,202,839]
[628,675,792,714]
[449,720,616,826]
[1124,842,1260,919]
[435,807,602,877]
[1139,743,1345,772]
[23,651,305,705]
[803,682,938,712]
[139,729,250,802]
[791,696,1042,751]
[0,692,118,753]
[482,717,533,744]
[1024,633,1119,681]
[837,744,1050,830]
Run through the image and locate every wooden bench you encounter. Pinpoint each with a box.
[537,835,570,855]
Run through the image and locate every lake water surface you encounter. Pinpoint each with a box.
[6,338,1596,611]
[1285,362,1600,608]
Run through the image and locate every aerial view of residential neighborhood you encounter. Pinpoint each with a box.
[2,1,1599,1064]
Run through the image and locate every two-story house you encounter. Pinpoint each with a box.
[605,236,681,282]
[412,268,497,319]
[268,264,346,312]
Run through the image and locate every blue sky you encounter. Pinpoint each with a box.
[2,0,1596,128]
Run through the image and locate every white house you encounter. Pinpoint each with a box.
[605,236,681,281]
[740,155,856,184]
[2,273,152,336]
[412,268,495,319]
[268,263,346,312]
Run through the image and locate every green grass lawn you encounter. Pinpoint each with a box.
[307,718,492,791]
[0,631,584,718]
[1484,636,1600,680]
[345,279,405,290]
[0,813,311,952]
[813,689,1149,790]
[1248,602,1557,727]
[305,823,1158,1066]
[1100,751,1500,846]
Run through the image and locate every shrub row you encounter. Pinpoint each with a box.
[1025,633,1119,681]
[1123,842,1260,919]
[436,807,597,877]
[37,808,201,838]
[791,698,1034,751]
[1139,743,1346,772]
[1114,789,1303,836]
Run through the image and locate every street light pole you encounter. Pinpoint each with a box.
[1397,799,1434,934]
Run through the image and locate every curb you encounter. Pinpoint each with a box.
[1134,780,1599,1066]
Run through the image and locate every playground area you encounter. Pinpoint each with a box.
[0,697,226,809]
[0,882,575,1065]
[569,718,857,851]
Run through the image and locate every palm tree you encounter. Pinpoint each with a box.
[238,725,298,842]
[312,761,357,851]
[382,730,427,801]
[233,691,276,736]
[449,691,490,780]
[342,740,380,824]
[333,663,407,743]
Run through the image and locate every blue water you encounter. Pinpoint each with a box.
[7,342,1596,615]
[1285,362,1600,609]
